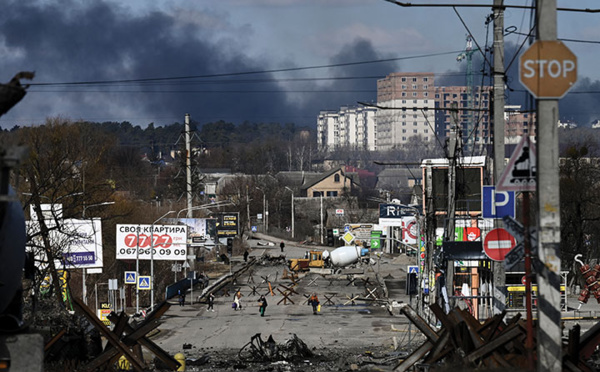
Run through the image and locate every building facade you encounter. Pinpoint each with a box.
[317,106,377,151]
[316,72,547,153]
[376,72,436,151]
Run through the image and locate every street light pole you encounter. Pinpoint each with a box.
[151,210,176,310]
[256,187,266,232]
[81,201,114,305]
[284,187,294,239]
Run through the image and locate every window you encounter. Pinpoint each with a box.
[402,136,407,140]
[402,100,407,104]
[402,129,406,133]
[334,174,340,182]
[423,84,428,89]
[413,122,418,126]
[326,191,338,197]
[313,191,323,197]
[401,77,407,82]
[402,122,406,126]
[413,115,417,118]
[413,129,418,133]
[424,92,428,97]
[402,84,407,89]
[412,92,418,97]
[425,129,429,133]
[401,92,406,97]
[412,84,417,89]
[402,114,406,118]
[424,77,429,82]
[412,77,417,82]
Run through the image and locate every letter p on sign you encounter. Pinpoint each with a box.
[519,40,577,99]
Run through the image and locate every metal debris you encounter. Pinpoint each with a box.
[238,333,313,363]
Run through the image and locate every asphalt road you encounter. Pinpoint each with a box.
[151,235,418,367]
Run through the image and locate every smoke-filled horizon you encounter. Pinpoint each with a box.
[1,0,598,129]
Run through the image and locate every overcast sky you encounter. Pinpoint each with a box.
[1,0,599,128]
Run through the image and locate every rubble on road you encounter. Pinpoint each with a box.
[238,333,313,363]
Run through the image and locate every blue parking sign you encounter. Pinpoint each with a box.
[482,186,515,219]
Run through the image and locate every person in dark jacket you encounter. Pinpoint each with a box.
[207,292,215,312]
[244,250,249,262]
[308,293,319,315]
[258,295,268,317]
[280,241,285,253]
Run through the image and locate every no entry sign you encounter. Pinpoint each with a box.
[484,228,516,261]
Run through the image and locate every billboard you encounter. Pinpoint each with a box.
[165,218,218,248]
[116,224,187,260]
[216,213,239,237]
[27,218,104,269]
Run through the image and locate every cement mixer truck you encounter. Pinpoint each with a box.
[290,246,369,272]
[322,245,369,267]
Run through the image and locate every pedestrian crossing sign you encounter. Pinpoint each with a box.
[124,271,136,284]
[137,275,151,290]
[407,265,419,274]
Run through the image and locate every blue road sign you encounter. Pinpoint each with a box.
[482,186,516,219]
[251,225,257,232]
[344,225,350,232]
[137,275,151,290]
[407,265,419,274]
[124,271,136,284]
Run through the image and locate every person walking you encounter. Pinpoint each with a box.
[258,295,268,317]
[280,241,285,253]
[243,250,249,262]
[308,293,319,315]
[207,292,215,312]
[179,291,186,307]
[234,289,243,310]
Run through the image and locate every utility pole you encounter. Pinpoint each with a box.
[444,103,461,309]
[185,113,193,219]
[184,113,193,274]
[492,0,507,316]
[535,1,562,370]
[424,163,435,318]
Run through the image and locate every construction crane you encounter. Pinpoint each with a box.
[456,35,477,154]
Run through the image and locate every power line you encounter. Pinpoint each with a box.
[29,50,463,87]
[382,1,600,13]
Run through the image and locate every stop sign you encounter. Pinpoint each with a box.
[483,228,516,261]
[519,40,577,99]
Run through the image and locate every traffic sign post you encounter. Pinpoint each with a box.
[137,276,151,290]
[482,186,515,218]
[519,40,577,99]
[483,228,516,261]
[124,271,136,285]
[497,136,536,192]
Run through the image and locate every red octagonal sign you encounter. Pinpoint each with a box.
[484,228,516,261]
[519,40,577,99]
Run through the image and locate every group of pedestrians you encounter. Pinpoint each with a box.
[198,290,316,317]
[181,242,323,317]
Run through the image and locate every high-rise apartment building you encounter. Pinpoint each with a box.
[316,72,542,153]
[376,73,436,151]
[317,106,377,151]
[434,85,492,153]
